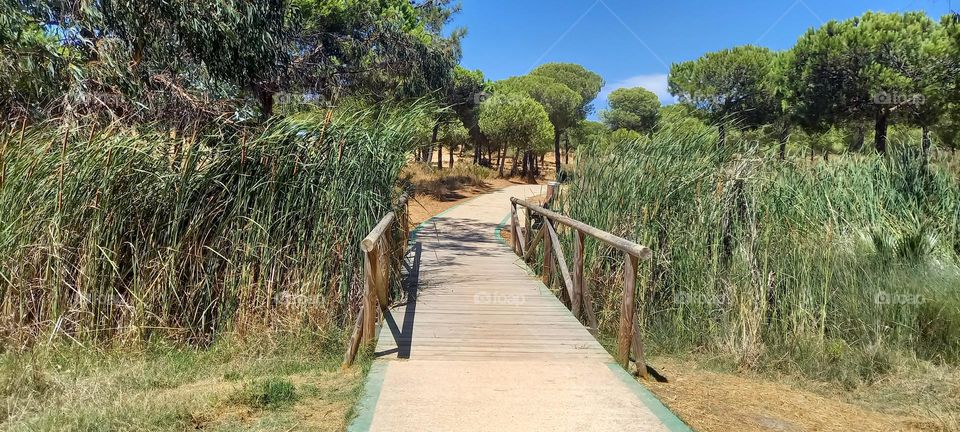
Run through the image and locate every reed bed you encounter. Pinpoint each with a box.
[561,126,960,379]
[0,106,426,348]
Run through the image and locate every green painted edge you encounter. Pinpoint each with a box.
[347,361,389,432]
[605,363,694,431]
[493,213,511,248]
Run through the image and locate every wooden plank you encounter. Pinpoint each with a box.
[545,220,578,316]
[617,253,638,367]
[512,198,652,260]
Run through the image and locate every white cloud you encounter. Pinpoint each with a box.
[598,73,676,107]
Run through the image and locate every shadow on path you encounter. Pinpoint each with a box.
[376,241,422,359]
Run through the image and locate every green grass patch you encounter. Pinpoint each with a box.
[231,377,299,410]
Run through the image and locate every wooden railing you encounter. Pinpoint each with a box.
[510,197,653,378]
[343,194,410,367]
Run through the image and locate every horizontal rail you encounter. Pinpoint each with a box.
[510,195,651,378]
[361,213,396,252]
[511,198,652,260]
[360,194,409,252]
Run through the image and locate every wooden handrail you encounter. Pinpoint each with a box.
[361,212,396,252]
[510,196,652,379]
[343,193,410,368]
[511,198,652,260]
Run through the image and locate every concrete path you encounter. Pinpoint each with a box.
[349,185,690,432]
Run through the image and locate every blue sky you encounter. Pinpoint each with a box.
[451,0,956,117]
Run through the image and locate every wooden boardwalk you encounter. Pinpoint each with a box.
[349,185,690,432]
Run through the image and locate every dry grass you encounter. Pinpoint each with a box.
[0,333,368,431]
[645,356,958,432]
[403,161,540,227]
[403,161,498,201]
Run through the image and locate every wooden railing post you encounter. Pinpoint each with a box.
[573,233,597,332]
[542,221,553,284]
[632,321,649,379]
[361,247,378,344]
[399,195,409,261]
[524,207,532,253]
[376,239,389,311]
[617,252,639,368]
[345,198,408,368]
[545,221,577,315]
[510,203,520,254]
[509,197,653,374]
[343,308,364,367]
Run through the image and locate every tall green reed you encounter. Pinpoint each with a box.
[563,127,960,370]
[0,105,427,348]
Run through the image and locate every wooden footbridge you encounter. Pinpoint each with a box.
[344,185,690,431]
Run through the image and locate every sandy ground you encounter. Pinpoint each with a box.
[407,177,530,227]
[644,358,944,432]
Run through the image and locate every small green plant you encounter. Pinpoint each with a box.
[232,377,298,410]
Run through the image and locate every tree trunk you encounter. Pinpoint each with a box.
[256,86,276,120]
[430,123,440,164]
[874,110,889,154]
[449,145,455,168]
[522,151,532,181]
[553,129,562,175]
[498,147,505,177]
[564,132,570,164]
[468,124,483,164]
[437,144,443,169]
[521,151,528,177]
[510,149,520,177]
[851,125,865,152]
